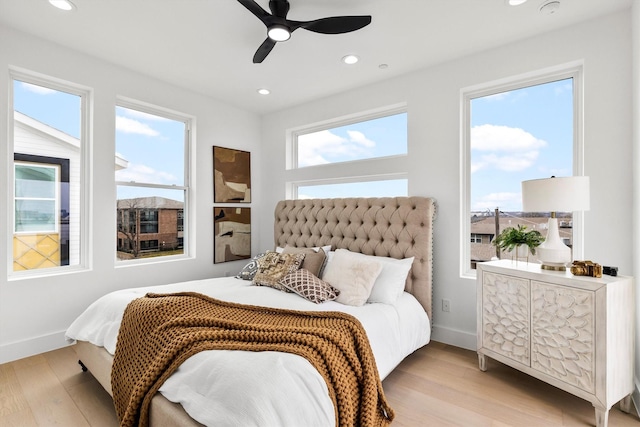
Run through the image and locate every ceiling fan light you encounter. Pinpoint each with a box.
[267,25,291,42]
[49,0,76,11]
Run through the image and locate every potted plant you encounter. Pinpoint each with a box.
[493,224,545,263]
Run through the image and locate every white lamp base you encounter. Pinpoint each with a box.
[537,217,572,271]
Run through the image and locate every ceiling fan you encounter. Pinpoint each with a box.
[238,0,372,63]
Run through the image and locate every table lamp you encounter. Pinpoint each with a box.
[521,176,590,271]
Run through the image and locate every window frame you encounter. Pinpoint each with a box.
[460,63,584,279]
[288,103,407,170]
[114,97,193,265]
[7,68,92,279]
[287,104,408,199]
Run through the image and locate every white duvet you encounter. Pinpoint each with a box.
[66,277,430,427]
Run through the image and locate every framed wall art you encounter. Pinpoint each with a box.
[214,207,251,263]
[213,146,251,203]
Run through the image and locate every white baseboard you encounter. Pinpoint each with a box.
[0,330,69,364]
[431,324,476,351]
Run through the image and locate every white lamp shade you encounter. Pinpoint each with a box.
[522,176,590,213]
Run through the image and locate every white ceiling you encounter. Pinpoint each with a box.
[0,0,632,114]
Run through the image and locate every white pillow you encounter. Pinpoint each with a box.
[321,249,383,307]
[325,249,414,305]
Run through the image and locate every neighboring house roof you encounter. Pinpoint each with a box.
[14,111,126,170]
[470,213,574,263]
[117,197,183,210]
[470,215,572,239]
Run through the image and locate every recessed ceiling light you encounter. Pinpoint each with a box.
[507,0,528,5]
[378,64,389,69]
[342,55,359,65]
[49,0,76,11]
[257,88,270,95]
[539,0,560,14]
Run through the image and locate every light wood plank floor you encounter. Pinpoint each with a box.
[1,341,638,426]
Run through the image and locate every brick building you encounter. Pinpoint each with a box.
[117,196,184,257]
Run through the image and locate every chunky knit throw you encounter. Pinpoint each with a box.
[111,292,394,427]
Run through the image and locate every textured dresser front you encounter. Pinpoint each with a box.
[476,260,634,427]
[531,280,595,393]
[480,271,530,366]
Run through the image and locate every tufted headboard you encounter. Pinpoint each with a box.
[274,197,436,319]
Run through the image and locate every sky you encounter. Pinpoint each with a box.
[470,78,573,212]
[14,78,572,210]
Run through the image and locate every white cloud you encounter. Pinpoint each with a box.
[555,82,572,96]
[473,192,521,211]
[483,91,511,102]
[123,108,170,122]
[297,129,377,167]
[116,115,160,137]
[21,82,57,95]
[471,124,546,173]
[346,130,375,147]
[115,162,176,183]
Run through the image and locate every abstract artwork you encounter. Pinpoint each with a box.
[213,146,251,203]
[214,207,251,263]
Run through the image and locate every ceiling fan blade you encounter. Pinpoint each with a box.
[298,16,371,34]
[268,0,290,18]
[237,0,270,25]
[253,38,277,63]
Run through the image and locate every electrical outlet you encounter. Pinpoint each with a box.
[442,298,451,312]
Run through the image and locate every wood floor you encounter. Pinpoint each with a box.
[1,341,638,426]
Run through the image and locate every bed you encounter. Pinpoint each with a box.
[66,196,436,427]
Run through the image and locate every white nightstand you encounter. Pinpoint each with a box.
[476,260,634,427]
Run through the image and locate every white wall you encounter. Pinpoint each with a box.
[0,24,262,363]
[260,8,635,368]
[631,0,640,416]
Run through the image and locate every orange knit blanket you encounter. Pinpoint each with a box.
[111,292,394,427]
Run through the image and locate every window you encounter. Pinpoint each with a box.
[462,66,583,276]
[289,106,408,199]
[115,101,190,261]
[10,74,87,273]
[295,111,407,168]
[470,234,482,244]
[15,163,58,233]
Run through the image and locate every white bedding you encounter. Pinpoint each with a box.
[65,276,430,427]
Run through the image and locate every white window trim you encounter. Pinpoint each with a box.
[8,68,93,280]
[459,62,585,279]
[114,97,194,266]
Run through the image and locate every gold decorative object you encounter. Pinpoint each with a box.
[570,260,602,278]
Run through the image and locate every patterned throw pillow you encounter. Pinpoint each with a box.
[281,246,326,277]
[235,253,266,281]
[279,269,340,304]
[253,251,305,292]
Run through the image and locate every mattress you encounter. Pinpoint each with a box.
[66,276,430,426]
